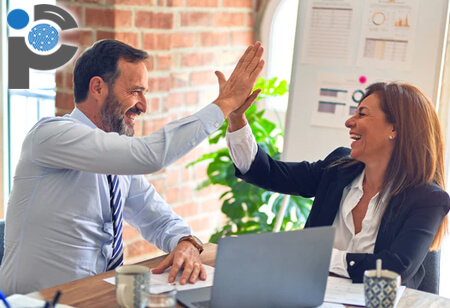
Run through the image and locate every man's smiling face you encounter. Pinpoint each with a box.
[100,58,148,136]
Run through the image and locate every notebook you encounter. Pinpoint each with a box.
[177,226,336,308]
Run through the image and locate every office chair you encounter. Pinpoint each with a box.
[417,250,440,294]
[0,219,4,265]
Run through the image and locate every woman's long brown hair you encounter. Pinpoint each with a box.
[363,82,447,250]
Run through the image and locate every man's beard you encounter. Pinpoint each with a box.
[100,91,135,137]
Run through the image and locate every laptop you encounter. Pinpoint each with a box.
[177,226,335,308]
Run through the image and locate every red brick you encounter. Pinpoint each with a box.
[106,0,154,5]
[181,52,214,67]
[180,12,213,27]
[223,0,253,8]
[148,97,160,113]
[55,92,75,110]
[186,214,221,233]
[185,91,199,105]
[157,54,172,70]
[143,33,171,50]
[86,8,114,28]
[170,73,189,89]
[190,71,217,86]
[180,184,195,201]
[171,33,195,48]
[60,5,82,26]
[193,163,207,180]
[247,12,255,27]
[114,32,140,49]
[65,72,73,90]
[165,187,179,204]
[231,31,254,46]
[133,118,143,137]
[214,12,245,27]
[115,10,134,28]
[60,29,93,47]
[136,12,174,29]
[96,30,115,41]
[215,49,245,66]
[186,0,218,7]
[181,167,191,182]
[167,92,183,108]
[124,238,159,259]
[143,117,169,134]
[148,77,171,92]
[149,177,166,194]
[123,224,141,242]
[167,168,179,186]
[198,32,229,47]
[85,8,132,28]
[166,0,184,6]
[144,56,155,72]
[55,71,64,89]
[173,202,200,218]
[200,197,222,213]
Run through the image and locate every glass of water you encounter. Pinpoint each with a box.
[141,284,177,308]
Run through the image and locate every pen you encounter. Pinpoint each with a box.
[51,290,62,308]
[43,290,61,308]
[0,290,10,308]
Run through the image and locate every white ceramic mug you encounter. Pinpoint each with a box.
[115,265,150,308]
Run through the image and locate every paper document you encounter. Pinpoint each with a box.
[324,276,405,307]
[0,294,73,308]
[104,265,215,292]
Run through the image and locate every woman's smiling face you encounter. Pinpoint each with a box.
[344,93,396,165]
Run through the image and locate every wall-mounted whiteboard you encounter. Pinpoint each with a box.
[283,0,450,162]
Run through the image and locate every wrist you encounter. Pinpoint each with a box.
[178,235,204,254]
[212,99,233,119]
[228,115,247,132]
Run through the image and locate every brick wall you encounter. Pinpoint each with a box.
[55,0,261,263]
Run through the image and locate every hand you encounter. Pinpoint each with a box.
[151,241,206,285]
[227,88,261,132]
[213,42,264,118]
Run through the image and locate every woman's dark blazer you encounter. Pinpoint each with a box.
[235,147,450,289]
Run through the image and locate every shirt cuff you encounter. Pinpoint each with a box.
[168,234,192,252]
[194,104,225,135]
[226,122,253,142]
[329,248,350,278]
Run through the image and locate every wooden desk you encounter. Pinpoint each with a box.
[30,243,450,307]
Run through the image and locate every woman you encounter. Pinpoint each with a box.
[226,82,450,289]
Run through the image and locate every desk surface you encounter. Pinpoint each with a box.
[30,243,450,308]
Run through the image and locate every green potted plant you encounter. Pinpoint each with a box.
[188,77,313,243]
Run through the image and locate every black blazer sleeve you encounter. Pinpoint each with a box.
[346,184,450,287]
[235,146,350,198]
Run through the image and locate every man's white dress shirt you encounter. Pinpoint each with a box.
[226,123,386,278]
[0,104,224,295]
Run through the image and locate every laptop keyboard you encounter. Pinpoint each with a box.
[192,300,211,308]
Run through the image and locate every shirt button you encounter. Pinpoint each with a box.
[214,122,219,128]
[349,261,355,266]
[191,141,196,146]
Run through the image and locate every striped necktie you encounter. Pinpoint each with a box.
[106,174,124,270]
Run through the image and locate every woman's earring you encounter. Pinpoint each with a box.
[389,136,393,140]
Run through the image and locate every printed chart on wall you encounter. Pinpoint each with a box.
[300,0,359,66]
[311,72,368,129]
[357,0,419,70]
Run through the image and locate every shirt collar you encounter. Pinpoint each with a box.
[348,169,365,191]
[68,108,99,129]
[346,168,389,204]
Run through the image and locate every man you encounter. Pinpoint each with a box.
[0,39,264,294]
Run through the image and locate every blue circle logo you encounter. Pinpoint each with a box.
[7,9,30,30]
[28,23,59,52]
